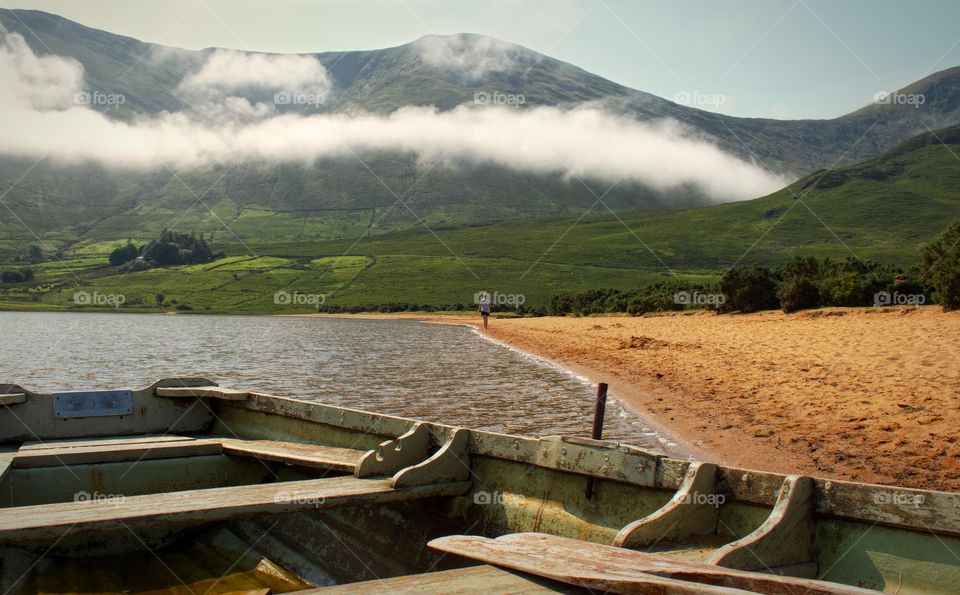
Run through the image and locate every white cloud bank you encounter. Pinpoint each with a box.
[0,28,787,202]
[178,49,332,95]
[0,26,83,109]
[414,34,526,78]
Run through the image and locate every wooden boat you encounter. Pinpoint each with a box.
[1,378,957,593]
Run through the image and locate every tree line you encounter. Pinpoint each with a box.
[109,230,222,270]
[550,220,960,315]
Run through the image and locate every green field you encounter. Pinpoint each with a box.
[2,126,959,314]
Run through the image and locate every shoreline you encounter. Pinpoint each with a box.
[296,311,706,460]
[297,307,960,491]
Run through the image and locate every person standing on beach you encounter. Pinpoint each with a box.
[478,291,491,330]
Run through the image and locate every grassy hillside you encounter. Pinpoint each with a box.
[1,9,959,254]
[2,125,957,313]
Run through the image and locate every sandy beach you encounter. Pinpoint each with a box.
[301,307,960,491]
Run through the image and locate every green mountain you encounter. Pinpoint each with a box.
[1,9,959,261]
[3,124,958,312]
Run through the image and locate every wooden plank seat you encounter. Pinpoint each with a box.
[309,564,592,594]
[18,435,197,451]
[155,386,249,400]
[0,392,27,406]
[14,435,367,473]
[220,438,367,473]
[429,533,876,595]
[0,449,15,483]
[0,476,471,543]
[13,437,222,468]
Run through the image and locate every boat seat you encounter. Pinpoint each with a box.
[308,564,591,593]
[0,475,471,543]
[13,435,368,473]
[220,438,367,472]
[0,449,14,483]
[13,436,222,468]
[429,533,875,595]
[155,386,249,400]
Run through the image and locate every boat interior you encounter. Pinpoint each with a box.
[1,378,958,593]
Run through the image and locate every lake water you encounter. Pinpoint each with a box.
[0,312,663,449]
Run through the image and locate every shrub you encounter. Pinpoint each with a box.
[109,241,140,266]
[779,278,820,313]
[922,220,960,311]
[548,294,573,316]
[1,268,33,283]
[718,266,779,313]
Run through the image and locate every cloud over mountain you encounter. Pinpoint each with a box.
[0,27,786,201]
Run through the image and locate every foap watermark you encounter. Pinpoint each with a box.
[674,290,726,307]
[673,90,726,109]
[874,490,925,508]
[273,90,326,108]
[474,291,525,307]
[873,291,925,307]
[273,493,327,506]
[74,490,125,504]
[473,490,506,505]
[74,290,126,308]
[873,91,925,109]
[680,491,726,508]
[473,90,526,107]
[274,290,326,308]
[74,90,126,108]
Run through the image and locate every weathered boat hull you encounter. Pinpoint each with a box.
[1,378,957,593]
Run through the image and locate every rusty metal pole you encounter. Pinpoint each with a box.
[585,382,608,499]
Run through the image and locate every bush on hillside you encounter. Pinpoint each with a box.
[109,241,140,266]
[0,267,34,283]
[718,266,780,313]
[779,277,820,313]
[922,220,960,311]
[109,230,222,269]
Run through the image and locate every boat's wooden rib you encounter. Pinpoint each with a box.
[354,422,430,478]
[392,428,471,487]
[156,386,249,400]
[12,438,222,468]
[0,476,472,543]
[305,563,727,594]
[614,462,720,549]
[220,438,367,472]
[429,533,875,595]
[708,475,814,571]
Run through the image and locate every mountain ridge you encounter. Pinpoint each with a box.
[1,9,959,260]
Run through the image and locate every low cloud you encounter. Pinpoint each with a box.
[178,49,331,96]
[414,34,528,79]
[0,24,83,110]
[176,48,332,121]
[0,28,787,202]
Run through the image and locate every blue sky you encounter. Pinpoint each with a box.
[7,0,960,119]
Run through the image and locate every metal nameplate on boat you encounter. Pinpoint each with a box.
[54,390,134,418]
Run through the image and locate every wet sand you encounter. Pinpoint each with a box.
[299,307,960,490]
